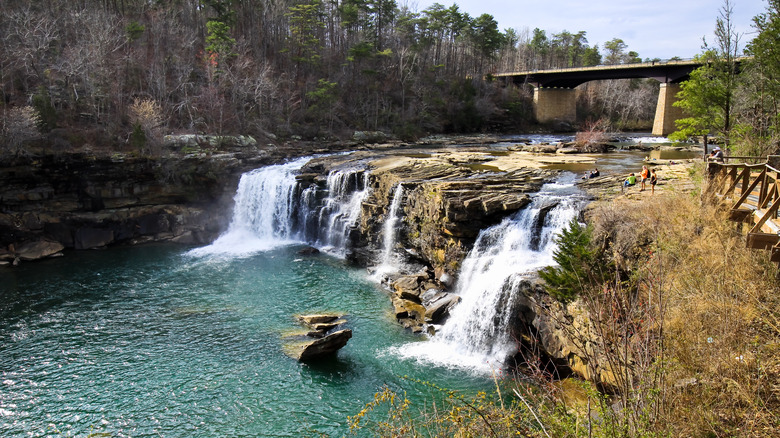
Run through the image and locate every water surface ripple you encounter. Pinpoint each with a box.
[0,245,487,437]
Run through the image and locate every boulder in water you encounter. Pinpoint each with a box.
[284,313,351,361]
[298,246,320,256]
[15,240,65,261]
[288,329,353,362]
[298,313,340,325]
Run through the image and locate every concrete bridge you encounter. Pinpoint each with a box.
[494,60,706,135]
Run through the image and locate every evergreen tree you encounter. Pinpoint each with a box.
[539,220,610,303]
[670,0,741,144]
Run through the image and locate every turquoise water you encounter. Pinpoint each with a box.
[0,244,490,437]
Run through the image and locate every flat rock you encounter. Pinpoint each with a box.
[291,329,353,361]
[311,320,345,332]
[15,240,65,261]
[298,314,340,325]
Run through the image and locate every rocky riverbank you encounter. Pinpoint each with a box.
[0,135,703,390]
[0,152,253,265]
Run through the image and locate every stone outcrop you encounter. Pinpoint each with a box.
[0,152,273,262]
[300,149,559,277]
[0,239,65,265]
[509,279,628,391]
[163,134,259,151]
[385,268,460,332]
[284,314,352,361]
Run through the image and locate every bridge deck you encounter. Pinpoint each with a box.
[496,57,751,88]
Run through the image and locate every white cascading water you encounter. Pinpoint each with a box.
[393,176,585,371]
[315,170,371,257]
[189,157,310,256]
[372,183,405,279]
[190,158,372,258]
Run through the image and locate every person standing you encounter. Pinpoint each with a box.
[650,168,658,194]
[640,165,649,191]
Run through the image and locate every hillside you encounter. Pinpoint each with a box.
[351,162,780,437]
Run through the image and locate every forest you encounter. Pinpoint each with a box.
[0,0,659,154]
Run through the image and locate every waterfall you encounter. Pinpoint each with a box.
[393,176,585,371]
[372,183,405,278]
[314,170,371,257]
[189,158,372,258]
[189,157,310,256]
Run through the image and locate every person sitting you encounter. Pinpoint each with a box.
[709,146,724,162]
[624,173,637,187]
[589,168,600,178]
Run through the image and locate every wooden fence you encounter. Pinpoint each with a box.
[707,158,780,262]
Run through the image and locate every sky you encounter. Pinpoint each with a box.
[406,0,769,60]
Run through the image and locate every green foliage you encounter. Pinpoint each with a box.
[671,1,740,144]
[125,21,145,41]
[670,50,734,142]
[306,79,337,115]
[347,41,375,62]
[470,14,503,59]
[129,123,146,152]
[582,45,602,66]
[306,79,337,102]
[305,79,339,133]
[286,0,325,66]
[604,38,628,64]
[539,220,605,303]
[205,20,236,65]
[31,86,57,132]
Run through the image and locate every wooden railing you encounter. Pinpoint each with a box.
[708,158,780,262]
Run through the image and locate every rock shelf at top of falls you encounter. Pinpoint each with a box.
[298,147,591,278]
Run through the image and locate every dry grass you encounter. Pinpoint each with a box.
[586,171,780,436]
[654,198,779,436]
[351,165,779,437]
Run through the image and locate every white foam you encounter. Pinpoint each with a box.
[187,229,301,258]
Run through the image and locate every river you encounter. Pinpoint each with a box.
[0,133,697,436]
[0,244,490,437]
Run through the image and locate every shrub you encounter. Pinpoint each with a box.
[129,98,163,154]
[1,106,41,155]
[574,119,612,152]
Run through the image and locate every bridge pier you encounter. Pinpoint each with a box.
[533,87,576,124]
[652,83,684,136]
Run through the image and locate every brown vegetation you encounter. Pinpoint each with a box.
[0,1,659,155]
[351,165,780,437]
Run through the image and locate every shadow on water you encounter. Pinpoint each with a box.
[300,354,362,382]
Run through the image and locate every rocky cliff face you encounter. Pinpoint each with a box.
[1,144,621,388]
[301,150,557,279]
[0,151,271,264]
